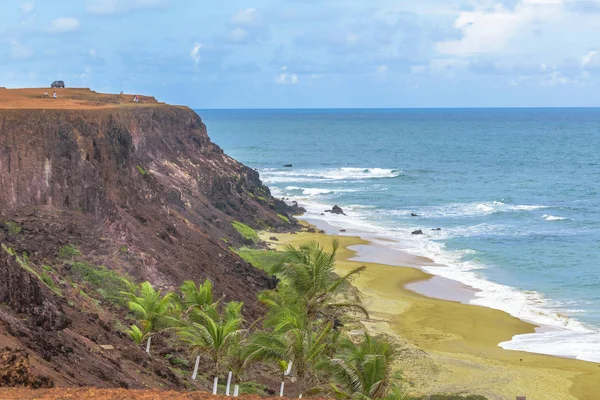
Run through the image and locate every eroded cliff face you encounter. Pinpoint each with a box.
[0,100,296,389]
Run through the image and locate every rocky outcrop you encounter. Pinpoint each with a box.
[0,250,69,331]
[325,205,345,215]
[0,348,53,388]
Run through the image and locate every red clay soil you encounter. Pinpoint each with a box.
[0,388,330,400]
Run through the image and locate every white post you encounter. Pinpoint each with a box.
[285,361,293,376]
[145,336,152,354]
[226,371,233,396]
[299,394,302,398]
[192,356,200,380]
[212,376,219,394]
[280,381,285,397]
[233,385,239,397]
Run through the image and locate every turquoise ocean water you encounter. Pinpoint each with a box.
[199,108,600,362]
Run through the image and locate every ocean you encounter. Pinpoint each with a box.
[199,108,600,362]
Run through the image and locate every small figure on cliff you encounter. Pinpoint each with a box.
[53,91,57,99]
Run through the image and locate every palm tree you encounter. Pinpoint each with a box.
[280,240,369,324]
[178,301,245,388]
[323,333,408,400]
[122,281,175,355]
[180,279,219,378]
[246,304,333,396]
[181,279,216,310]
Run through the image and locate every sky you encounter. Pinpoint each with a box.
[2,0,600,108]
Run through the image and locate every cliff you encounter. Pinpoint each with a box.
[0,88,297,389]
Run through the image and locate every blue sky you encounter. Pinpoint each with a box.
[2,0,600,108]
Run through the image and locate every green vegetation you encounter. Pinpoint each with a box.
[117,240,487,400]
[136,165,149,176]
[1,244,62,296]
[231,221,259,243]
[256,196,267,202]
[4,220,22,235]
[40,271,61,295]
[235,247,285,274]
[120,245,129,253]
[69,262,130,306]
[277,214,290,224]
[59,244,81,259]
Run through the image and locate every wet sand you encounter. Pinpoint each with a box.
[262,230,600,400]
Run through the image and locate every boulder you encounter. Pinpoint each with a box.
[340,229,347,232]
[432,228,442,231]
[325,205,346,215]
[283,164,293,168]
[269,237,279,241]
[411,213,419,217]
[412,230,423,235]
[306,228,316,233]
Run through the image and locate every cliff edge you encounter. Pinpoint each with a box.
[0,88,297,390]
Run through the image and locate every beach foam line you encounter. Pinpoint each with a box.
[380,201,550,219]
[291,196,600,363]
[543,214,567,221]
[261,167,402,183]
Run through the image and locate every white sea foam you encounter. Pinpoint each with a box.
[543,214,567,221]
[290,196,600,363]
[382,201,549,219]
[261,167,402,184]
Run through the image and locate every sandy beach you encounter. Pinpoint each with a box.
[261,228,600,400]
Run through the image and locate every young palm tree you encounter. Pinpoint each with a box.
[178,301,245,388]
[323,333,408,400]
[246,304,333,396]
[122,281,175,355]
[281,240,369,323]
[180,279,219,378]
[180,279,216,310]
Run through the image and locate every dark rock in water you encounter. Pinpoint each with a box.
[320,213,325,216]
[340,229,347,232]
[283,164,293,168]
[412,230,423,235]
[325,205,346,215]
[269,237,279,241]
[411,213,419,217]
[290,202,306,216]
[432,228,442,231]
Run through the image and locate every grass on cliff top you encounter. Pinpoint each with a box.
[231,221,259,243]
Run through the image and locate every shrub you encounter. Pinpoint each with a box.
[4,221,21,235]
[136,165,149,176]
[231,221,259,243]
[69,261,131,306]
[277,214,290,224]
[59,245,81,259]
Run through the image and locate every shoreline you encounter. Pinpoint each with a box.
[294,203,600,364]
[261,225,600,400]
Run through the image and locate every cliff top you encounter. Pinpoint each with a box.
[0,87,168,110]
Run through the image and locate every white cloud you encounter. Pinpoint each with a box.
[89,48,98,58]
[9,40,34,60]
[231,8,259,26]
[582,50,598,66]
[275,67,299,84]
[377,65,389,74]
[229,28,248,42]
[49,17,81,33]
[86,0,165,16]
[190,43,202,64]
[20,2,35,14]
